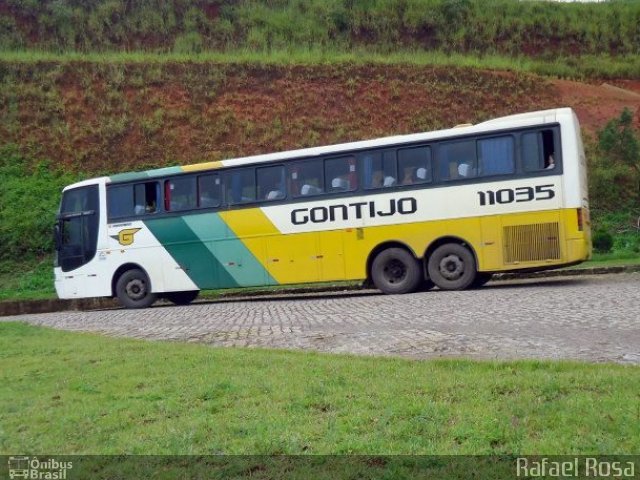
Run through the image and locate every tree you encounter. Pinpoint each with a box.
[589,108,640,211]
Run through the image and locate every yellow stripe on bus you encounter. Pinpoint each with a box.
[182,161,224,172]
[217,207,590,286]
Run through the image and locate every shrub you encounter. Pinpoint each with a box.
[592,229,614,254]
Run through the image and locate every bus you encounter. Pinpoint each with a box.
[54,107,591,308]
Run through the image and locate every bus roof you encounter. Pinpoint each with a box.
[65,107,574,189]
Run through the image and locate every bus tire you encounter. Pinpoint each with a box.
[427,243,477,291]
[371,248,422,294]
[471,272,493,288]
[115,268,157,309]
[165,290,199,306]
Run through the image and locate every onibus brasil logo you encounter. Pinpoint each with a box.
[8,457,72,479]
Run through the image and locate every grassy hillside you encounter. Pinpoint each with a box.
[1,57,640,296]
[0,1,639,301]
[1,0,639,59]
[0,60,558,173]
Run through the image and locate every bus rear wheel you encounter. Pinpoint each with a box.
[427,243,477,291]
[165,290,199,306]
[115,268,157,309]
[371,247,422,294]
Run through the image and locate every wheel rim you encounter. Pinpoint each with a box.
[439,254,464,280]
[382,259,407,284]
[125,278,147,300]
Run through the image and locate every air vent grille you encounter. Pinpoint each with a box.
[503,223,561,264]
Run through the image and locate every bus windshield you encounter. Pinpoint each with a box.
[55,185,100,272]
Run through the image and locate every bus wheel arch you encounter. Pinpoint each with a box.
[112,264,158,309]
[367,242,423,294]
[424,237,478,291]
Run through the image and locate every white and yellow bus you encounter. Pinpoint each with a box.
[54,107,591,308]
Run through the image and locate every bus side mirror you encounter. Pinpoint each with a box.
[54,223,61,250]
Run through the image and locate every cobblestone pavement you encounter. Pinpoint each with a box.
[3,273,640,364]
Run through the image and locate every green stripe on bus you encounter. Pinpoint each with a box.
[110,166,183,183]
[183,214,277,287]
[144,216,239,289]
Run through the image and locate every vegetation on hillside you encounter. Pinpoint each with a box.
[589,108,640,254]
[0,1,639,300]
[1,0,639,59]
[0,61,557,172]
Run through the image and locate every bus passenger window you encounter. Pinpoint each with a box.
[257,165,285,201]
[165,176,197,211]
[107,185,134,219]
[134,182,159,214]
[227,168,256,204]
[198,174,221,208]
[523,130,556,172]
[292,160,323,197]
[326,156,357,192]
[438,140,476,180]
[477,136,514,176]
[398,146,431,185]
[362,150,396,189]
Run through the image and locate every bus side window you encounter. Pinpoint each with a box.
[326,156,357,192]
[227,168,256,204]
[398,146,431,185]
[165,176,197,211]
[107,185,134,219]
[523,130,556,172]
[477,136,515,176]
[438,140,476,180]
[257,165,286,201]
[134,182,159,214]
[198,174,221,208]
[362,150,397,189]
[292,160,323,197]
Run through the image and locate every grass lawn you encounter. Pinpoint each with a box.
[1,322,638,455]
[576,253,640,269]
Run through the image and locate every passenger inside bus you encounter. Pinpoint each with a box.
[401,166,427,185]
[370,170,384,188]
[458,163,473,177]
[401,166,416,185]
[545,153,556,169]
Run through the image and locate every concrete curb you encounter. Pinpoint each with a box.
[1,265,639,317]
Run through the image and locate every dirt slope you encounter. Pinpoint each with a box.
[552,79,640,137]
[1,63,638,173]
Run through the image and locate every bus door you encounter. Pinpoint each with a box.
[55,185,100,297]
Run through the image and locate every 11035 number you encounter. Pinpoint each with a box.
[477,184,555,206]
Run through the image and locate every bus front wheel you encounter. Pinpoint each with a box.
[165,290,199,306]
[427,243,477,291]
[115,268,157,309]
[371,247,422,294]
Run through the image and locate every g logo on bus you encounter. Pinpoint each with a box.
[111,228,141,246]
